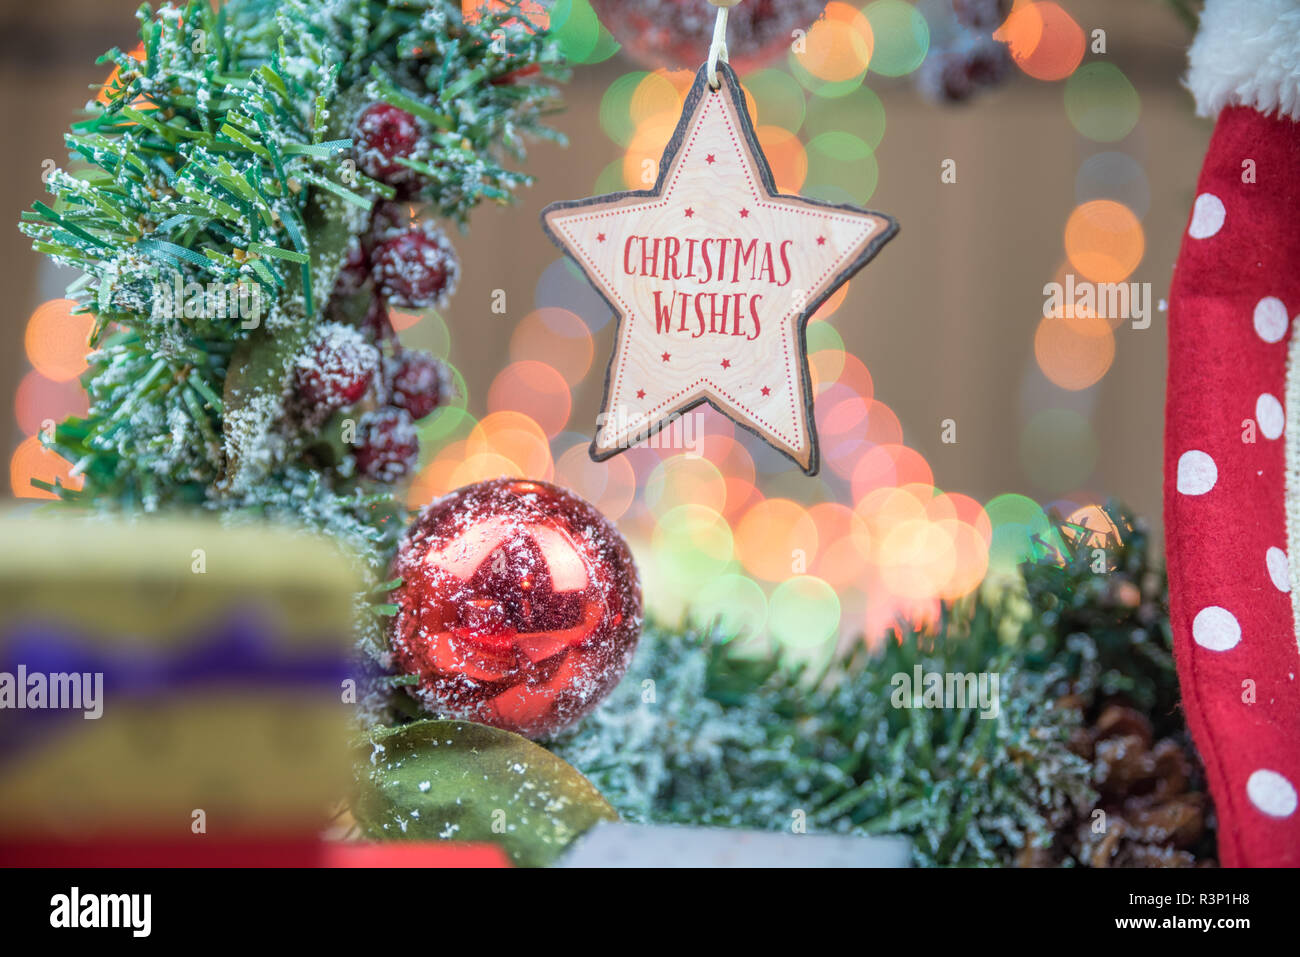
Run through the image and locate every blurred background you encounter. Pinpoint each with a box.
[1,0,1207,644]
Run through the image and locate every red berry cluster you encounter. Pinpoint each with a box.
[915,1,1013,105]
[287,102,462,483]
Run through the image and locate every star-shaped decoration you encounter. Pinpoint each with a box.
[706,154,716,165]
[816,236,826,246]
[636,388,646,399]
[597,232,606,242]
[739,208,749,219]
[541,63,897,475]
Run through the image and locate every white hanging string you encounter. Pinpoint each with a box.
[707,0,741,90]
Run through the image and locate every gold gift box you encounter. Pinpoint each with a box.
[0,511,359,841]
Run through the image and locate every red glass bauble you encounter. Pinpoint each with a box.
[388,478,643,738]
[589,0,827,73]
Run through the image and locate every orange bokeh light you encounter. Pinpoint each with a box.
[10,436,82,500]
[509,308,594,386]
[1034,313,1115,390]
[15,369,88,436]
[811,281,850,322]
[1064,200,1145,283]
[735,498,818,582]
[467,410,554,480]
[796,2,874,83]
[25,300,95,383]
[995,2,1084,82]
[756,126,808,193]
[554,444,638,521]
[487,360,571,437]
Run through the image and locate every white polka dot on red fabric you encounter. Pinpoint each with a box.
[1256,393,1285,439]
[1176,450,1217,495]
[1188,193,1225,238]
[1267,547,1290,593]
[1192,605,1241,650]
[1247,769,1298,818]
[1253,297,1289,343]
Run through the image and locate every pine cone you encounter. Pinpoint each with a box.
[1022,697,1218,867]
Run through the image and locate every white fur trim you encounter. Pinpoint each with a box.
[1286,318,1300,654]
[1186,0,1300,122]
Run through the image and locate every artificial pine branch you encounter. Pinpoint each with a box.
[552,504,1208,867]
[21,0,564,575]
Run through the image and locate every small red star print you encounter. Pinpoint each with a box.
[597,233,606,242]
[761,386,771,397]
[706,154,716,165]
[684,208,694,218]
[721,359,731,369]
[739,208,750,219]
[661,352,671,362]
[636,389,646,399]
[816,236,826,246]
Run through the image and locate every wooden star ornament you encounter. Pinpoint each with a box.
[541,63,898,475]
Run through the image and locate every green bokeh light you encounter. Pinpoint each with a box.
[863,0,930,77]
[1019,409,1099,493]
[984,493,1056,576]
[397,308,450,360]
[550,0,600,64]
[743,69,807,134]
[594,157,627,194]
[769,575,841,650]
[806,319,845,354]
[417,404,476,457]
[692,573,768,643]
[806,131,878,204]
[788,53,867,99]
[599,71,647,146]
[804,86,886,151]
[1065,62,1140,142]
[652,504,735,591]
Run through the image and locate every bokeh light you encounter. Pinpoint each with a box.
[735,498,818,582]
[25,300,95,382]
[1020,408,1099,492]
[487,360,572,436]
[1034,313,1115,391]
[862,0,930,77]
[1064,199,1144,282]
[768,575,841,650]
[794,2,874,83]
[995,1,1084,82]
[10,435,82,500]
[1065,62,1140,142]
[692,573,768,643]
[15,370,88,436]
[509,307,594,386]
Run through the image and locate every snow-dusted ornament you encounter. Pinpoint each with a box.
[387,479,643,739]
